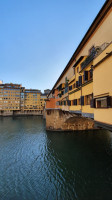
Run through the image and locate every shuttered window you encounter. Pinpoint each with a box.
[107,96,112,108]
[81,96,84,106]
[89,68,93,79]
[65,87,68,93]
[73,99,77,105]
[69,85,72,91]
[79,76,82,86]
[95,96,112,108]
[84,71,88,81]
[61,91,64,95]
[67,100,71,106]
[90,99,96,108]
[85,94,93,105]
[76,81,79,88]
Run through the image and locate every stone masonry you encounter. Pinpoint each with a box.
[46,109,94,131]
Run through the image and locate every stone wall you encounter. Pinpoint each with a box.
[46,109,94,131]
[0,110,43,117]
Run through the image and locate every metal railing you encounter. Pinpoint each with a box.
[81,50,96,70]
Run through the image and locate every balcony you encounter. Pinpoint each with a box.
[57,83,65,91]
[81,50,96,70]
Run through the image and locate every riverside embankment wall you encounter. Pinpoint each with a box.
[46,109,94,131]
[0,110,43,117]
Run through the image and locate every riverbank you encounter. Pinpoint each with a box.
[0,110,43,117]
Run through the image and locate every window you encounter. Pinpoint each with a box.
[84,71,88,81]
[69,85,72,91]
[89,68,93,79]
[61,91,64,95]
[78,76,82,86]
[65,87,68,94]
[76,81,79,88]
[96,96,112,108]
[85,94,93,105]
[80,96,84,106]
[96,97,107,108]
[67,100,71,106]
[73,99,77,106]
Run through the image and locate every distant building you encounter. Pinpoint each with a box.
[24,89,41,111]
[0,83,48,115]
[0,83,21,112]
[44,89,51,95]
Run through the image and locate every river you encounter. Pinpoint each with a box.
[0,116,112,200]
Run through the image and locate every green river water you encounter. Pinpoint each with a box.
[0,116,112,200]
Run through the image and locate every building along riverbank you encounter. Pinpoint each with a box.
[0,82,50,117]
[46,0,112,132]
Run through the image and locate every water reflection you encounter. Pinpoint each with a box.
[46,130,112,199]
[0,117,112,200]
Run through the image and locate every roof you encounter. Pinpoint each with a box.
[25,89,41,93]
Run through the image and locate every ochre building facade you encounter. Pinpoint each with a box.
[46,0,112,131]
[0,83,48,116]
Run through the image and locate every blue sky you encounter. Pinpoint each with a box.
[0,0,106,92]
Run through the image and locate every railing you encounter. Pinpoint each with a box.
[81,50,96,70]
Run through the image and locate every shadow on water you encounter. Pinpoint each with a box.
[0,116,112,200]
[46,129,112,200]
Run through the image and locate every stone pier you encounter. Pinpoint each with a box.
[46,109,94,131]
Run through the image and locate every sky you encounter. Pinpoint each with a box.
[0,0,106,92]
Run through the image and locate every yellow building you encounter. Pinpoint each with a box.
[93,42,112,130]
[40,94,47,110]
[24,89,41,111]
[69,56,87,115]
[0,83,48,115]
[0,83,21,113]
[57,82,70,111]
[47,0,112,129]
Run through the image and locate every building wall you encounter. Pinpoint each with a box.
[0,84,48,114]
[52,10,112,117]
[46,89,60,109]
[93,44,112,125]
[93,44,112,97]
[46,98,56,109]
[69,55,94,117]
[82,82,94,115]
[24,91,41,110]
[0,84,21,111]
[54,10,112,90]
